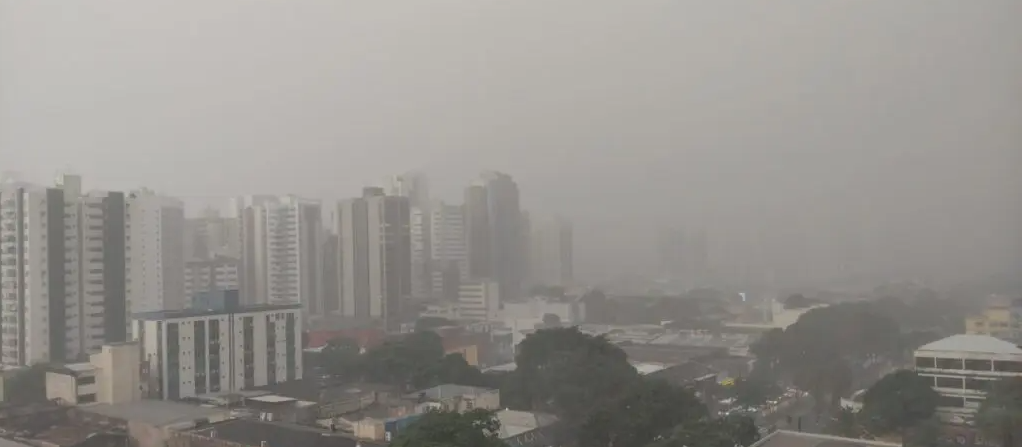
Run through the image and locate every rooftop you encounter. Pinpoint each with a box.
[916,334,1022,355]
[81,400,230,427]
[247,395,297,404]
[189,418,383,447]
[751,430,901,447]
[253,379,396,403]
[495,410,558,439]
[406,384,496,401]
[133,303,300,321]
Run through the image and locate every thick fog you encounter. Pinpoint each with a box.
[2,1,1019,285]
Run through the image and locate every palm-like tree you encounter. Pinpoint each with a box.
[976,377,1022,447]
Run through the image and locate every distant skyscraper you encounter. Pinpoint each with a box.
[464,172,525,300]
[429,201,467,300]
[127,189,186,313]
[184,211,241,261]
[390,172,431,299]
[656,226,685,281]
[335,187,412,331]
[529,215,574,288]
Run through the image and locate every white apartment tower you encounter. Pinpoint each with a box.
[238,196,322,315]
[528,216,574,288]
[126,189,185,313]
[0,175,129,366]
[335,187,412,331]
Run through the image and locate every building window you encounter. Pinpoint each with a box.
[993,361,1022,373]
[76,375,96,386]
[935,358,963,370]
[965,378,992,392]
[935,376,963,389]
[964,359,993,372]
[79,393,97,404]
[938,395,964,408]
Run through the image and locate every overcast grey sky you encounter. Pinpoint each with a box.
[2,1,1020,283]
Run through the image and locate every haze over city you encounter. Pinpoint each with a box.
[3,2,1022,447]
[3,1,1019,287]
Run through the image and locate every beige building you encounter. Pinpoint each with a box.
[46,342,141,406]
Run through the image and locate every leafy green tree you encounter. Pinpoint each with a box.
[415,317,455,332]
[361,331,446,389]
[390,409,507,447]
[824,407,861,438]
[320,336,362,378]
[412,353,491,390]
[749,303,901,407]
[5,364,47,404]
[859,370,939,436]
[578,379,707,447]
[976,377,1022,447]
[512,327,638,426]
[783,293,815,309]
[903,416,943,447]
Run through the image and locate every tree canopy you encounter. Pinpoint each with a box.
[579,378,707,447]
[750,301,902,406]
[504,326,760,446]
[859,370,939,436]
[390,409,507,447]
[976,377,1022,447]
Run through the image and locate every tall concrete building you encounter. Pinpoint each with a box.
[335,187,412,330]
[390,172,431,300]
[184,210,241,261]
[238,196,323,315]
[464,172,524,301]
[0,175,128,366]
[528,216,574,288]
[126,189,186,313]
[429,201,467,300]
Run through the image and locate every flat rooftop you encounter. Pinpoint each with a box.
[406,384,496,401]
[133,303,300,321]
[190,419,384,447]
[81,400,230,427]
[751,430,901,447]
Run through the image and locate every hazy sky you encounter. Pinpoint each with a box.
[2,1,1020,282]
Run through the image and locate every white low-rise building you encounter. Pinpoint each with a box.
[133,301,303,400]
[914,334,1022,421]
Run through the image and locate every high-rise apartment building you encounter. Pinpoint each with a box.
[184,210,241,261]
[390,172,431,300]
[335,187,411,330]
[184,255,240,306]
[464,172,524,301]
[0,175,128,366]
[429,201,467,300]
[126,189,186,313]
[237,196,322,316]
[528,216,574,288]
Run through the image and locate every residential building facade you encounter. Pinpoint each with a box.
[0,175,129,366]
[133,297,303,400]
[127,189,186,313]
[184,256,240,305]
[336,188,412,330]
